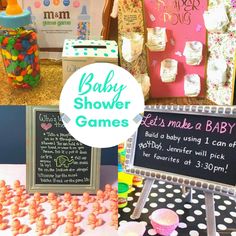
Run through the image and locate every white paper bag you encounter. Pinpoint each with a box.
[122,33,144,63]
[135,73,151,97]
[207,58,227,85]
[203,4,229,32]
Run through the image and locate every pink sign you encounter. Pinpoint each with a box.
[143,0,207,97]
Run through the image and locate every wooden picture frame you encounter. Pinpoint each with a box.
[26,106,101,194]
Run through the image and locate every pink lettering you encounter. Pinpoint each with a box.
[167,118,193,129]
[206,120,212,132]
[220,122,227,134]
[141,114,159,128]
[228,123,236,134]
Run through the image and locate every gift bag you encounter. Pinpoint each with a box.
[21,0,105,59]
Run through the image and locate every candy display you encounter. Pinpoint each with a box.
[0,0,41,89]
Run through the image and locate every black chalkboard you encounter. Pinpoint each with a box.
[27,107,101,194]
[132,109,236,186]
[35,111,92,185]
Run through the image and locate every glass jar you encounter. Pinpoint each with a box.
[0,1,41,89]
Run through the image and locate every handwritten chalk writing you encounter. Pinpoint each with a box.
[142,113,236,135]
[167,118,193,129]
[141,114,165,128]
[205,137,228,147]
[134,111,236,186]
[145,131,159,138]
[39,114,64,128]
[195,161,228,173]
[183,136,201,145]
[184,159,192,165]
[212,140,227,147]
[210,153,225,160]
[195,150,207,157]
[138,141,163,150]
[154,153,180,163]
[143,151,151,157]
[166,133,181,143]
[167,145,192,154]
[205,120,236,134]
[228,141,236,148]
[36,111,91,186]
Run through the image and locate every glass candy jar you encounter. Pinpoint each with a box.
[0,0,41,88]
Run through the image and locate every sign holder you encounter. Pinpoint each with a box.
[205,191,216,236]
[182,187,192,203]
[125,105,236,236]
[131,178,154,219]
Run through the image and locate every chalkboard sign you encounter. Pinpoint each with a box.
[125,105,236,196]
[26,106,101,194]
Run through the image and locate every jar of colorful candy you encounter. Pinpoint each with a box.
[0,0,41,89]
